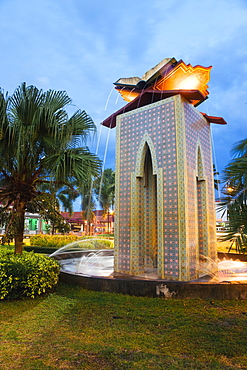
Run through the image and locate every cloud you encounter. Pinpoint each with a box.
[0,0,246,186]
[36,76,51,86]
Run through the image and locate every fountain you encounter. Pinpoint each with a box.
[51,239,247,298]
[51,242,247,281]
[51,57,247,299]
[50,239,114,276]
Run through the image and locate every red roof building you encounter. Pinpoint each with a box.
[61,210,114,234]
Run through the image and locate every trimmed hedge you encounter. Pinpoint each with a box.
[29,234,114,250]
[0,249,60,300]
[77,239,114,249]
[30,234,80,248]
[24,246,58,254]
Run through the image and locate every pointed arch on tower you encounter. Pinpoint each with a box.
[195,140,209,259]
[196,141,205,181]
[130,131,164,278]
[135,131,159,177]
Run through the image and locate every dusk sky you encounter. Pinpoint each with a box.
[1,0,247,209]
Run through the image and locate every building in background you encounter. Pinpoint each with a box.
[61,210,114,235]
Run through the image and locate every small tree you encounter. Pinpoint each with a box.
[94,168,115,232]
[219,138,247,253]
[0,83,101,253]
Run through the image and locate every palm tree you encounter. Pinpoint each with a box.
[57,187,79,214]
[79,176,96,235]
[219,138,247,253]
[94,168,115,233]
[213,164,220,191]
[0,83,101,253]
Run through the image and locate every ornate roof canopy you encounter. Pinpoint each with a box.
[114,57,211,106]
[101,57,227,128]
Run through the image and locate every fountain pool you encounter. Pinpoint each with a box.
[56,249,114,277]
[50,239,114,277]
[50,239,247,300]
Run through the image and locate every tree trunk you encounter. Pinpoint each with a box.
[14,204,25,254]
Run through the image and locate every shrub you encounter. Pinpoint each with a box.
[96,233,114,239]
[92,239,114,249]
[70,239,114,250]
[24,246,58,254]
[0,249,60,300]
[29,234,114,250]
[30,234,80,249]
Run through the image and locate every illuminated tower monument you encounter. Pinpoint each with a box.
[102,58,226,281]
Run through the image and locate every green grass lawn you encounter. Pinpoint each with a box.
[1,282,247,369]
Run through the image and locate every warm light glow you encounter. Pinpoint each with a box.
[117,89,140,102]
[175,75,200,90]
[154,62,211,99]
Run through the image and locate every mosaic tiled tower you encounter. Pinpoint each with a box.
[102,58,226,281]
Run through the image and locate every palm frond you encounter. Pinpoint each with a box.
[230,138,247,158]
[42,147,101,183]
[44,89,71,112]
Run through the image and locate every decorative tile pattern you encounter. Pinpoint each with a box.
[114,94,217,281]
[183,101,217,276]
